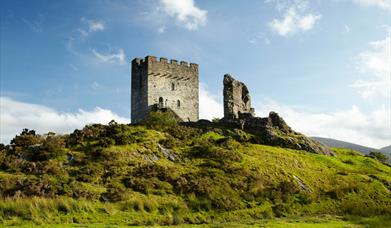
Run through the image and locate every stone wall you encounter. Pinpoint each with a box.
[223,74,254,119]
[131,56,199,123]
[131,58,149,123]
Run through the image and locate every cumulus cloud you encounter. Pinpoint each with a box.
[269,7,321,36]
[159,0,207,30]
[351,31,391,99]
[199,84,223,120]
[255,100,391,149]
[353,0,391,10]
[92,48,126,64]
[0,97,128,145]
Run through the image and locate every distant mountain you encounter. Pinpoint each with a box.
[380,145,391,163]
[312,137,391,163]
[381,145,391,153]
[311,137,379,154]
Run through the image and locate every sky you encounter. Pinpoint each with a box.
[1,0,390,148]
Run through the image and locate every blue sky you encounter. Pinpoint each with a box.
[1,0,390,148]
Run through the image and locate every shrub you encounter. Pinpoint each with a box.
[212,118,220,123]
[101,182,128,202]
[368,151,389,163]
[141,111,178,130]
[10,129,42,149]
[29,135,66,161]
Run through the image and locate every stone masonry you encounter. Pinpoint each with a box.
[131,56,333,156]
[220,74,334,156]
[131,56,199,123]
[223,74,255,120]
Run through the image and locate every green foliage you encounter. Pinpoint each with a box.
[1,123,391,226]
[212,117,220,123]
[10,129,42,149]
[141,111,178,130]
[30,135,67,161]
[368,151,389,163]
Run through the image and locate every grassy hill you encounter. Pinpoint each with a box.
[311,137,379,154]
[313,137,391,163]
[0,113,390,227]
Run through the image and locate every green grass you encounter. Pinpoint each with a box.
[1,119,390,226]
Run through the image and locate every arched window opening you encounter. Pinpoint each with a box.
[177,100,181,108]
[158,97,163,108]
[165,99,168,107]
[171,83,175,91]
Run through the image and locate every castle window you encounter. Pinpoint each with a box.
[171,83,175,91]
[177,100,180,108]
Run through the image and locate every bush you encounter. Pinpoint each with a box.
[368,151,389,163]
[10,129,42,149]
[141,111,178,130]
[29,135,66,161]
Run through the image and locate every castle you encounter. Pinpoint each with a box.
[131,56,199,123]
[131,56,256,123]
[131,55,333,155]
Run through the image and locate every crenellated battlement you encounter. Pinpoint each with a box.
[131,55,199,123]
[132,56,198,69]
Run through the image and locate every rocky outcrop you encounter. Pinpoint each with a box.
[221,74,334,156]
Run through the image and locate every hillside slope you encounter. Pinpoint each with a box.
[312,137,379,154]
[1,114,390,226]
[313,137,391,163]
[381,145,391,153]
[381,145,391,162]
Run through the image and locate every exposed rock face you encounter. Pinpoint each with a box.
[223,74,255,120]
[220,74,334,156]
[242,112,335,156]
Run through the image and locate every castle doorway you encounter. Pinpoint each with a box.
[159,97,164,107]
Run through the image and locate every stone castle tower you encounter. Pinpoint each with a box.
[131,56,199,123]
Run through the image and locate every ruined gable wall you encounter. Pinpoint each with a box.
[223,74,254,119]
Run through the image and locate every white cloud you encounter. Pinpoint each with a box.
[0,97,129,145]
[159,0,207,30]
[353,0,391,10]
[22,14,44,32]
[158,26,166,33]
[269,7,321,36]
[92,48,126,64]
[199,84,223,120]
[265,0,310,12]
[255,100,391,148]
[248,33,271,45]
[351,31,391,99]
[198,82,390,148]
[66,17,106,55]
[344,24,351,33]
[81,17,105,32]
